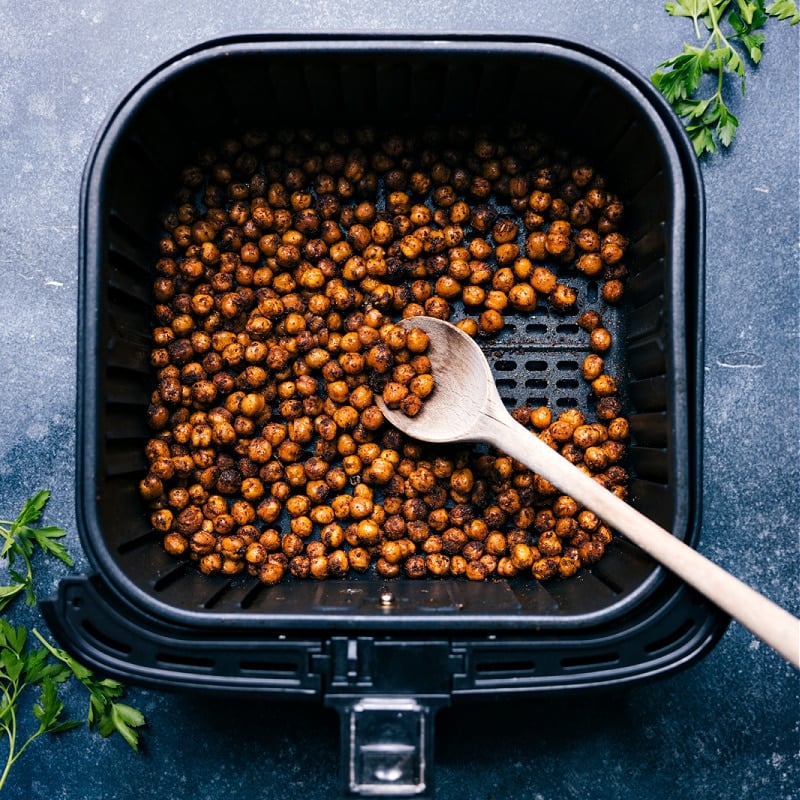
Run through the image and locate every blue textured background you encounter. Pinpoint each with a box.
[0,2,797,798]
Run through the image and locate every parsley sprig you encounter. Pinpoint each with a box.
[0,491,145,794]
[651,0,800,156]
[0,490,73,612]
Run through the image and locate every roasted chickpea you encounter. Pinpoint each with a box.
[589,327,613,353]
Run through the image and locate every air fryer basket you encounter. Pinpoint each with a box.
[44,34,724,798]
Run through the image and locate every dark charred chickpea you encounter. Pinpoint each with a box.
[594,525,614,545]
[596,396,623,420]
[578,540,605,565]
[442,527,467,555]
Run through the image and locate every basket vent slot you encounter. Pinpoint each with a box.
[156,652,215,671]
[474,657,536,675]
[152,563,191,592]
[80,619,133,657]
[644,618,696,655]
[560,651,620,670]
[239,659,299,675]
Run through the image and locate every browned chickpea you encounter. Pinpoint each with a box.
[485,531,507,556]
[478,309,504,335]
[465,560,488,581]
[570,424,598,450]
[589,327,613,353]
[509,543,533,570]
[607,417,630,441]
[574,312,599,334]
[162,531,186,555]
[558,550,582,578]
[601,279,624,304]
[199,553,223,575]
[381,381,409,409]
[583,446,609,471]
[580,354,605,382]
[576,253,603,277]
[446,555,465,577]
[549,283,577,311]
[578,540,605,565]
[591,374,618,397]
[600,232,627,264]
[531,557,558,581]
[260,560,285,585]
[423,553,449,576]
[190,530,216,556]
[139,474,164,502]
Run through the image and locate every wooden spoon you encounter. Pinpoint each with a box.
[376,316,800,669]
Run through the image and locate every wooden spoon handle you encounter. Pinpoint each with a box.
[480,409,800,669]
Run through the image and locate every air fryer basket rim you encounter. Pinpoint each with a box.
[76,34,706,633]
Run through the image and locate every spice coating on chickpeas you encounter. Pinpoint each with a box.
[141,124,631,586]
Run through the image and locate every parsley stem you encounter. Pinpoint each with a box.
[0,703,18,793]
[707,0,733,51]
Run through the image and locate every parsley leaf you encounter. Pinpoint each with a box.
[652,0,800,155]
[0,490,73,612]
[33,632,146,753]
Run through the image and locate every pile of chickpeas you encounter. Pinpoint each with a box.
[139,123,630,586]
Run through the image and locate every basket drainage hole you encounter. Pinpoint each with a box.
[525,360,547,372]
[495,360,517,372]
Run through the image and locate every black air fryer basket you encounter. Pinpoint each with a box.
[44,35,725,797]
